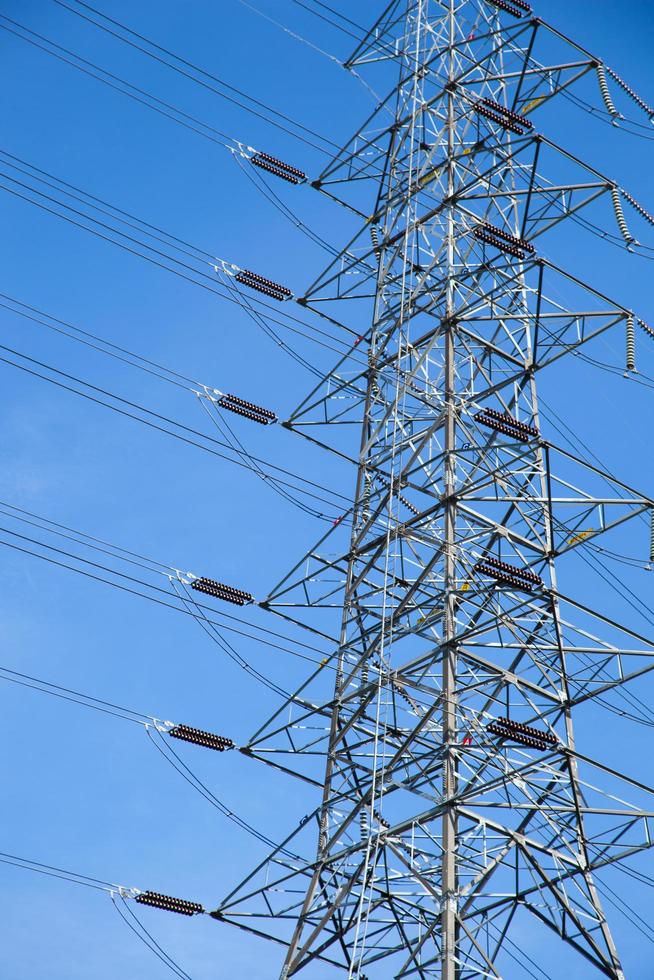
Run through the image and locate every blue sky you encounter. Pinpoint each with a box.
[2,1,654,977]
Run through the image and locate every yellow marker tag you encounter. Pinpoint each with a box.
[566,529,595,546]
[463,148,472,156]
[460,582,470,592]
[522,96,546,116]
[418,165,444,189]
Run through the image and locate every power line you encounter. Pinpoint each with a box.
[111,893,194,980]
[0,851,117,892]
[0,663,153,725]
[145,727,303,858]
[0,532,330,661]
[0,850,195,979]
[0,156,364,353]
[0,18,237,152]
[0,340,350,516]
[289,0,370,42]
[50,1,340,153]
[0,20,366,256]
[0,291,202,391]
[0,661,304,857]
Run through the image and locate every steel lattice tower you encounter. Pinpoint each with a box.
[209,2,654,976]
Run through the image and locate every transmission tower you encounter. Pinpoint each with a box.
[6,0,654,975]
[36,0,654,980]
[195,1,654,977]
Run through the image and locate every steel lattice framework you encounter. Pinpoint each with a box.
[208,2,654,977]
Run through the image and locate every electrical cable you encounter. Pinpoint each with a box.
[196,396,329,519]
[0,532,332,663]
[0,160,366,359]
[146,727,302,859]
[111,893,194,980]
[0,290,202,392]
[235,0,345,68]
[233,0,390,113]
[169,578,293,700]
[290,0,369,43]
[0,8,396,248]
[0,18,237,153]
[486,917,555,980]
[232,150,343,259]
[592,877,654,947]
[0,851,117,891]
[610,858,654,891]
[6,6,654,972]
[0,292,356,519]
[0,342,350,515]
[0,663,152,725]
[50,1,340,153]
[0,499,176,576]
[214,263,330,381]
[561,86,654,141]
[0,658,305,854]
[0,149,223,268]
[0,14,389,259]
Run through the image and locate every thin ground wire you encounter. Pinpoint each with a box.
[235,0,345,68]
[290,0,368,42]
[236,0,390,111]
